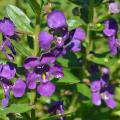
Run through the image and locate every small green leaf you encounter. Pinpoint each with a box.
[4,104,32,114]
[57,69,80,83]
[77,83,91,98]
[67,18,85,29]
[7,5,33,33]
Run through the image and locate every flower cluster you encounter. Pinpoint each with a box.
[23,10,86,98]
[39,10,86,57]
[90,66,116,109]
[24,53,64,96]
[0,17,17,61]
[0,64,26,108]
[103,18,120,56]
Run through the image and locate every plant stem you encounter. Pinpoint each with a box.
[68,94,78,112]
[34,17,40,56]
[16,29,33,36]
[31,109,36,120]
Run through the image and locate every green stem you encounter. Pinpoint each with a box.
[16,29,33,35]
[31,109,36,120]
[86,24,91,54]
[68,94,78,112]
[34,18,40,56]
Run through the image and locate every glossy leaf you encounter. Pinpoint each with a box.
[7,5,33,33]
[12,40,33,57]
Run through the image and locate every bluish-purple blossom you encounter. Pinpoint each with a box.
[24,53,64,97]
[90,67,116,109]
[103,18,119,56]
[49,101,66,120]
[0,17,16,61]
[0,64,26,108]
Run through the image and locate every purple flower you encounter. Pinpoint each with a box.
[39,31,54,51]
[91,68,116,109]
[24,53,64,97]
[103,18,118,37]
[47,10,67,29]
[103,18,119,56]
[38,27,68,51]
[49,101,66,120]
[109,2,120,14]
[66,28,86,52]
[49,27,86,57]
[0,64,26,108]
[39,10,86,54]
[0,17,15,36]
[50,47,66,57]
[88,64,99,75]
[108,36,118,56]
[0,17,16,60]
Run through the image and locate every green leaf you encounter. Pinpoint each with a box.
[0,108,8,120]
[4,104,32,114]
[7,5,33,33]
[67,18,85,29]
[28,0,41,16]
[12,40,33,57]
[57,69,80,84]
[80,4,93,23]
[77,83,91,98]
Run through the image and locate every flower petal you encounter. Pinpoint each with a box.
[2,97,9,108]
[24,57,40,70]
[26,72,37,89]
[12,78,26,97]
[102,91,116,109]
[1,80,11,108]
[50,47,66,57]
[69,40,81,52]
[37,82,56,97]
[91,80,101,92]
[105,96,116,109]
[0,17,15,36]
[103,18,118,37]
[40,53,56,64]
[47,10,67,29]
[50,64,64,78]
[92,92,101,106]
[39,31,53,50]
[71,28,86,41]
[108,36,117,56]
[0,64,16,79]
[109,2,120,14]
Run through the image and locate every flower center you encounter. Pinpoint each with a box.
[101,93,109,100]
[34,64,50,74]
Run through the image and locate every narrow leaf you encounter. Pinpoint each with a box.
[4,104,32,114]
[7,5,33,33]
[28,0,40,16]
